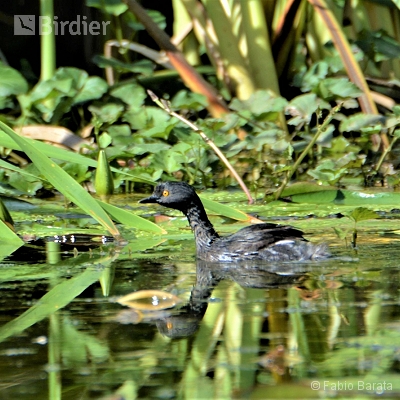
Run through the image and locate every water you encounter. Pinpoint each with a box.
[1,238,400,400]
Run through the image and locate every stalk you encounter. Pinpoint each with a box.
[40,0,56,81]
[199,0,256,99]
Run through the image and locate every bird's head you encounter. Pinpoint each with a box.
[139,181,200,212]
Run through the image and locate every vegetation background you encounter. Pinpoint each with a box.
[0,0,400,236]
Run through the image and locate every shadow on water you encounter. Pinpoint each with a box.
[1,239,400,399]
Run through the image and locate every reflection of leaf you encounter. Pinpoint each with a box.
[347,207,379,223]
[117,290,182,311]
[0,267,105,343]
[61,316,109,366]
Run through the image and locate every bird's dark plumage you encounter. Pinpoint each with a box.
[140,182,330,262]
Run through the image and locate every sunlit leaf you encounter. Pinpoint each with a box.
[200,197,263,223]
[289,188,400,206]
[0,129,154,184]
[0,219,24,257]
[95,149,114,200]
[286,93,330,125]
[0,121,120,236]
[98,200,167,233]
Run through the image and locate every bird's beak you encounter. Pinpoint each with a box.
[139,194,158,204]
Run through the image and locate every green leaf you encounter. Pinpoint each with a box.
[94,55,154,76]
[95,150,114,198]
[86,0,128,15]
[200,197,254,222]
[286,93,330,125]
[347,207,379,223]
[0,219,24,256]
[0,121,120,236]
[110,82,147,109]
[22,67,107,122]
[288,188,400,206]
[89,103,125,125]
[298,61,329,92]
[280,182,336,197]
[230,90,288,116]
[339,113,384,133]
[0,158,42,180]
[0,64,28,96]
[73,76,108,104]
[0,129,154,184]
[98,200,166,234]
[318,77,362,100]
[152,150,184,173]
[171,90,209,111]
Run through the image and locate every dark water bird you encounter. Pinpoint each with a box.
[140,181,330,262]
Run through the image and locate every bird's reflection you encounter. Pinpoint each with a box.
[156,260,311,338]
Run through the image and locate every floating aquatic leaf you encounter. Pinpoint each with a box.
[117,290,182,311]
[285,186,400,206]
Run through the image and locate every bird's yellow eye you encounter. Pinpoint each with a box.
[162,190,169,197]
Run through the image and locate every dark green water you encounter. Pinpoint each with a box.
[1,240,400,399]
[1,195,400,399]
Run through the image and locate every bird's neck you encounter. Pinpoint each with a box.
[183,203,219,250]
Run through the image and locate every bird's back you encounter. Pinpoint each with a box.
[198,223,330,262]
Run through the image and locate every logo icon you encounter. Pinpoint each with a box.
[14,15,35,35]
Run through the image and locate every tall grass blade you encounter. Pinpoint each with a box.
[0,121,120,237]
